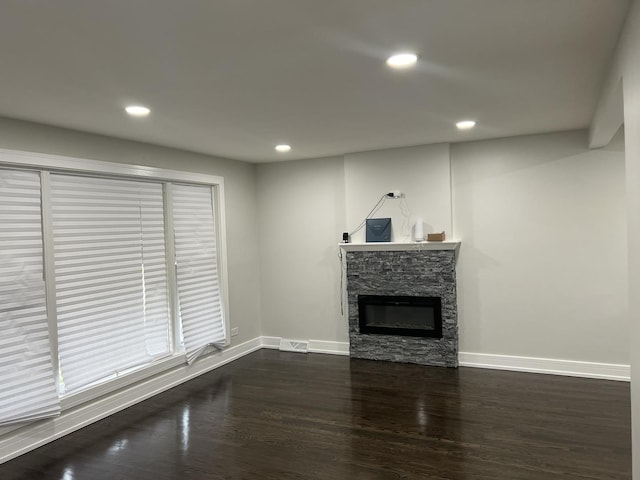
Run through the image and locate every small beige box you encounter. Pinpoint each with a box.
[427,231,446,242]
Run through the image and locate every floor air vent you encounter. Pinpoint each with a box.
[279,339,309,353]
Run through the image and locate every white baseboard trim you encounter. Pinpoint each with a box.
[259,336,349,356]
[260,336,281,349]
[308,340,349,356]
[458,352,630,382]
[0,337,263,465]
[261,338,630,381]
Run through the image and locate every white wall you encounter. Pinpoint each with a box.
[452,130,628,363]
[591,0,640,474]
[344,143,451,243]
[0,116,262,344]
[256,143,453,344]
[256,131,628,371]
[621,7,640,478]
[256,156,346,342]
[625,73,640,478]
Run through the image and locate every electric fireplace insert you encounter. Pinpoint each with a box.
[358,294,442,338]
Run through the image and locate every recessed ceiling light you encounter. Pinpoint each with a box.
[386,53,418,69]
[125,105,151,117]
[275,144,291,153]
[456,120,476,130]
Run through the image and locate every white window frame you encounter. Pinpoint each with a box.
[0,148,231,411]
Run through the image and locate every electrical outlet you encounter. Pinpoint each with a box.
[231,327,239,337]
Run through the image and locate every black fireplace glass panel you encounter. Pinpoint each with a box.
[363,304,435,330]
[358,295,442,338]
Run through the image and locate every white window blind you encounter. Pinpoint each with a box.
[0,169,60,425]
[50,174,171,394]
[172,184,226,364]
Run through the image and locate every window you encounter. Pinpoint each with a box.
[51,175,171,394]
[0,169,60,424]
[0,153,229,426]
[173,184,226,364]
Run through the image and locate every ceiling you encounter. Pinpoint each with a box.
[0,0,630,163]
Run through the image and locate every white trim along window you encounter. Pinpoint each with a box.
[0,149,230,426]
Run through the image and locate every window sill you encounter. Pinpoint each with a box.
[60,354,187,411]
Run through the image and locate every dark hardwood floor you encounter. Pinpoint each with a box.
[0,350,631,480]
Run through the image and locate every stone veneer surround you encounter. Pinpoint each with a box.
[344,245,459,367]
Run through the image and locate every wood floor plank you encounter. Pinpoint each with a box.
[0,350,631,479]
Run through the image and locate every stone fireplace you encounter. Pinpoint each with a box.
[341,243,459,367]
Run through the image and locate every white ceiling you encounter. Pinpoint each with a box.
[0,0,630,163]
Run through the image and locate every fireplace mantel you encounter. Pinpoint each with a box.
[339,241,460,253]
